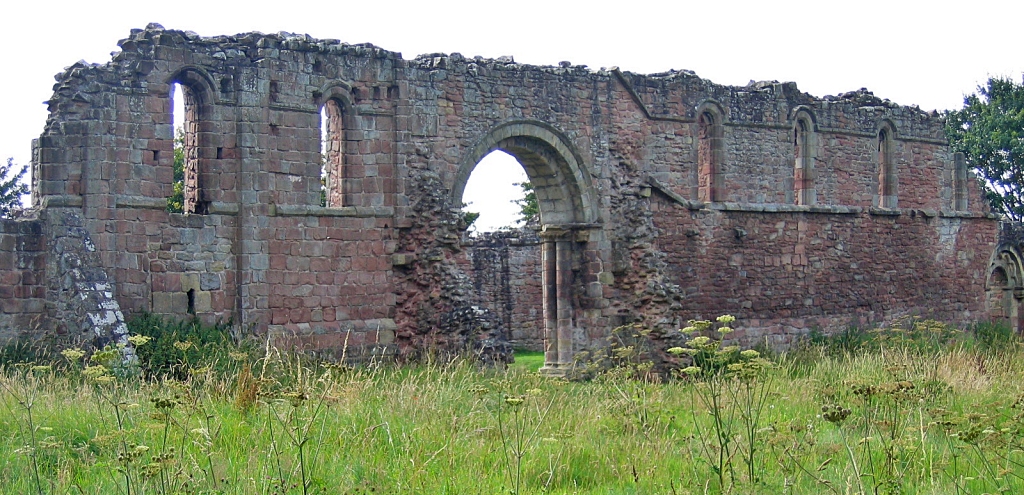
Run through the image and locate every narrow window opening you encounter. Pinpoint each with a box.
[216,147,223,159]
[373,86,382,99]
[321,99,345,207]
[175,82,204,215]
[269,81,279,102]
[219,77,231,94]
[794,118,815,205]
[697,111,720,202]
[878,128,896,208]
[187,288,196,315]
[152,150,160,162]
[166,82,188,213]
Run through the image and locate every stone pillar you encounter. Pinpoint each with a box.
[556,236,573,366]
[539,227,573,376]
[954,152,968,211]
[541,235,558,367]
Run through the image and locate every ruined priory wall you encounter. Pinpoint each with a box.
[31,27,400,354]
[5,25,998,357]
[457,230,545,351]
[650,196,997,345]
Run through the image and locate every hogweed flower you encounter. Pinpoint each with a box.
[126,334,151,347]
[740,349,760,360]
[61,348,85,362]
[716,315,736,324]
[83,365,109,379]
[504,395,525,407]
[667,347,686,356]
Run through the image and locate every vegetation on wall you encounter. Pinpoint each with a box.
[946,76,1024,220]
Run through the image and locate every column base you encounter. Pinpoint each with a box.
[537,364,570,378]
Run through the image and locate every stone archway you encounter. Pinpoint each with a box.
[453,120,598,375]
[986,247,1024,334]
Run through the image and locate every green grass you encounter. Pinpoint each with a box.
[510,349,544,372]
[1,324,1024,494]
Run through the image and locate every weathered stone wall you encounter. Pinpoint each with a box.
[0,24,1000,365]
[458,229,545,351]
[650,201,996,346]
[0,214,47,340]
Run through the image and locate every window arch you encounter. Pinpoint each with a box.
[169,68,215,215]
[792,111,816,205]
[877,124,897,208]
[321,98,346,207]
[696,105,725,202]
[317,83,354,208]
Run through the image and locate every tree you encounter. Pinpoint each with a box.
[166,128,185,213]
[0,157,30,218]
[512,181,538,225]
[945,76,1024,221]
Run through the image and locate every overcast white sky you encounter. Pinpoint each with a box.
[2,0,1021,229]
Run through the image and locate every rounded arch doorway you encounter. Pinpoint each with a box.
[453,121,599,375]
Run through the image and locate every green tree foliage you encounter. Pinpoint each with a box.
[945,76,1024,220]
[0,157,30,218]
[166,128,185,213]
[513,181,537,225]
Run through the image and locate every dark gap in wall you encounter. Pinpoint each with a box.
[187,289,196,315]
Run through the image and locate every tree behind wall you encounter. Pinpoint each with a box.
[167,129,185,213]
[0,157,29,218]
[945,76,1024,221]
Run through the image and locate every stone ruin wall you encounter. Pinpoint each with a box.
[0,25,1001,366]
[458,229,545,351]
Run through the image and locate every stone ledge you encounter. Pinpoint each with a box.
[710,202,863,215]
[270,204,395,217]
[938,210,1001,219]
[115,195,166,210]
[207,202,239,215]
[41,195,83,208]
[868,207,902,216]
[113,196,239,215]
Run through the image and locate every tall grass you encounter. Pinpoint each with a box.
[0,319,1022,493]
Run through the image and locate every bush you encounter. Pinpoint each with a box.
[126,313,248,379]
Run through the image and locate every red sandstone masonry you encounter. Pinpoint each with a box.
[0,25,1000,363]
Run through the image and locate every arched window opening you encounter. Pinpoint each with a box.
[697,111,722,202]
[169,82,204,214]
[987,267,1014,330]
[461,150,530,233]
[793,118,815,205]
[320,99,345,207]
[877,128,896,208]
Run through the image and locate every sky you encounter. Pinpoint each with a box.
[2,0,1021,229]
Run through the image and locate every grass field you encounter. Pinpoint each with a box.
[510,350,544,373]
[1,320,1023,494]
